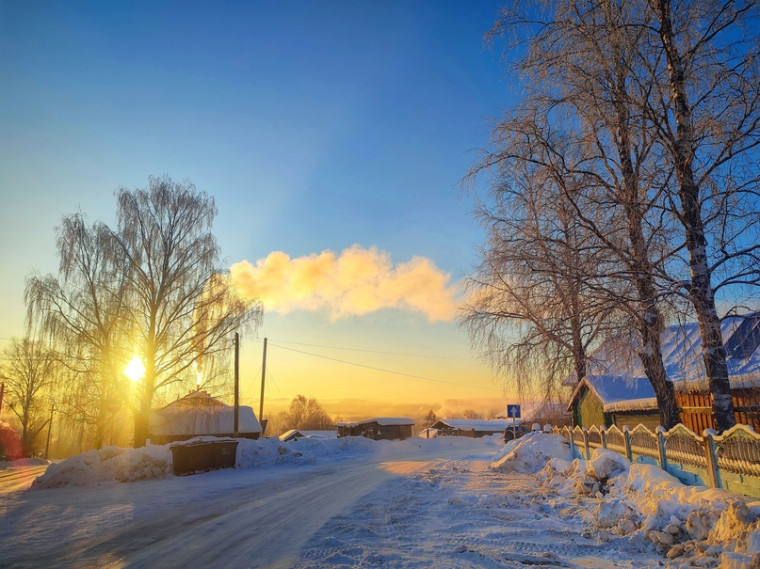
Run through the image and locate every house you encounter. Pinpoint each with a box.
[149,390,262,444]
[567,313,760,432]
[335,418,414,441]
[426,419,511,438]
[278,429,337,442]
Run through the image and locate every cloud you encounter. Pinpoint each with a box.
[229,245,460,321]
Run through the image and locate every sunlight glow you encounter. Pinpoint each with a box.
[124,354,146,383]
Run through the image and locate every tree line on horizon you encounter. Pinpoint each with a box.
[463,0,760,433]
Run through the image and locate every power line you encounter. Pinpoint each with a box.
[268,342,495,391]
[251,338,476,361]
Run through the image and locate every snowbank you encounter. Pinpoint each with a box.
[29,434,499,489]
[490,431,573,473]
[505,435,760,568]
[31,445,172,488]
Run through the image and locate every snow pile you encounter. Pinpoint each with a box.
[490,431,573,473]
[521,437,760,568]
[31,445,172,488]
[236,435,379,468]
[28,434,493,489]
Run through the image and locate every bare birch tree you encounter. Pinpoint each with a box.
[469,1,683,427]
[464,123,613,403]
[642,0,760,432]
[110,176,262,447]
[27,177,263,449]
[26,214,132,448]
[477,0,760,431]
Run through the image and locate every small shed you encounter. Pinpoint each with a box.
[335,418,414,441]
[149,390,262,445]
[279,429,337,442]
[427,419,511,438]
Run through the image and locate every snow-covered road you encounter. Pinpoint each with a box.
[0,443,486,568]
[290,456,658,569]
[1,434,758,568]
[0,465,48,496]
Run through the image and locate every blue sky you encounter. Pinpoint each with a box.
[0,1,520,417]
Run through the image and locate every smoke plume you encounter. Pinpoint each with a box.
[229,245,460,321]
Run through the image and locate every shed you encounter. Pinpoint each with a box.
[568,313,760,431]
[149,390,262,444]
[427,419,511,438]
[335,418,414,441]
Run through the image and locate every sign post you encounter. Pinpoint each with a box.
[507,404,521,440]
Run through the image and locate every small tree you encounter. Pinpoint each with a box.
[423,409,438,426]
[1,337,57,455]
[462,409,484,421]
[281,395,332,430]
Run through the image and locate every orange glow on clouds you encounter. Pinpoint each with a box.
[229,245,460,321]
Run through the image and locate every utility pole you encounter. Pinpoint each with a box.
[44,404,55,460]
[259,337,267,435]
[234,332,240,437]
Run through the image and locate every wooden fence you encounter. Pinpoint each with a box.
[552,423,760,498]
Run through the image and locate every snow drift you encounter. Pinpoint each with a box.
[500,434,760,568]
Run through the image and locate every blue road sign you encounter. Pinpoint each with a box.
[507,404,521,419]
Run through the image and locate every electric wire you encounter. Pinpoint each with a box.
[267,338,475,361]
[268,342,495,391]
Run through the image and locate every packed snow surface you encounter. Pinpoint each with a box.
[1,432,759,568]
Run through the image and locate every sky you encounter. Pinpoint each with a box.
[0,1,522,419]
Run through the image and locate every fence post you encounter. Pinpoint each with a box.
[601,426,608,449]
[583,427,591,459]
[656,426,668,471]
[702,429,723,490]
[623,426,633,462]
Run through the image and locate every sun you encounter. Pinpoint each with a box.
[124,354,146,383]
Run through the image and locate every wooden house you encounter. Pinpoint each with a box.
[335,418,414,441]
[567,313,760,432]
[426,419,512,438]
[149,390,262,444]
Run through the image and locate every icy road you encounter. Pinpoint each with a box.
[0,436,680,569]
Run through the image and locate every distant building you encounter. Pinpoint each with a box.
[335,418,414,441]
[278,429,337,442]
[567,313,760,432]
[149,390,262,444]
[426,419,511,438]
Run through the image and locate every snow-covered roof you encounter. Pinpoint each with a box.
[433,419,511,432]
[335,417,414,427]
[149,390,262,436]
[279,429,337,442]
[570,314,760,411]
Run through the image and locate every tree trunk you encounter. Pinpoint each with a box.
[652,0,735,432]
[613,56,680,429]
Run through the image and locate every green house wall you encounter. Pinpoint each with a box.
[575,387,609,428]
